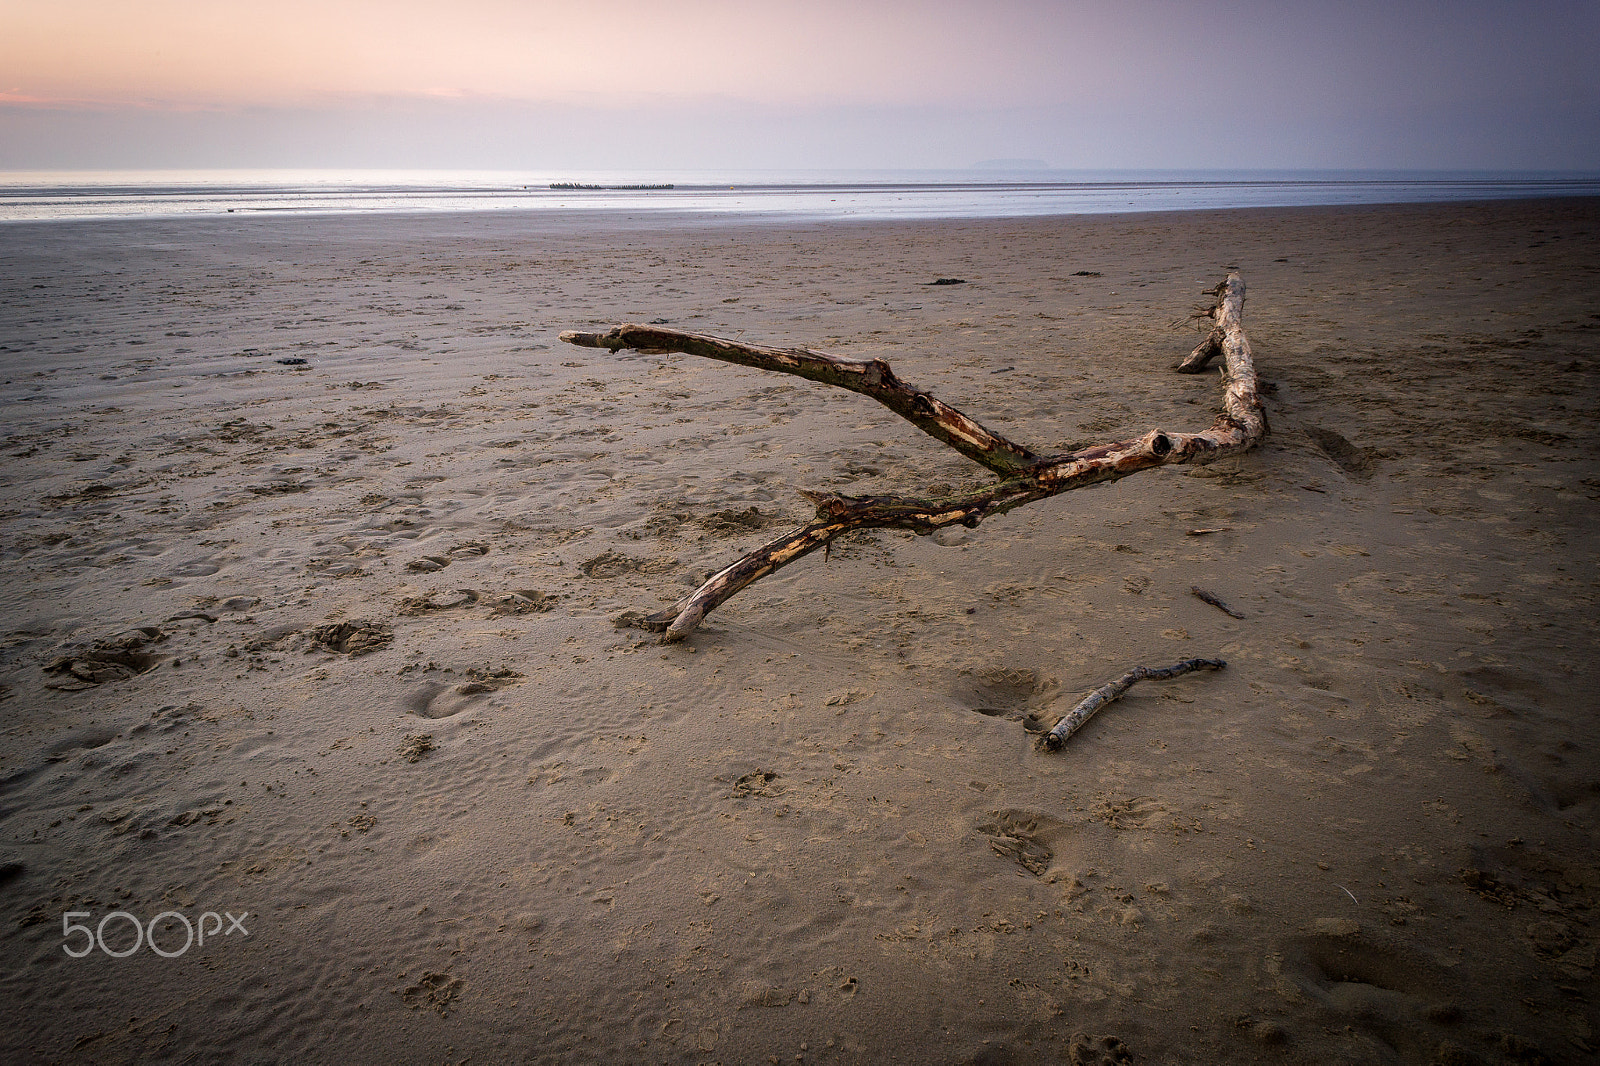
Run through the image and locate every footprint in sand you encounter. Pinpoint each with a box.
[44,626,166,690]
[977,809,1058,876]
[405,542,490,572]
[309,621,393,656]
[397,733,436,762]
[402,667,524,719]
[399,971,463,1015]
[730,770,784,798]
[1279,927,1470,1055]
[697,506,780,537]
[454,666,523,695]
[398,589,480,615]
[579,550,677,578]
[1090,795,1171,831]
[960,666,1058,731]
[1305,425,1381,479]
[489,590,557,616]
[1068,1033,1133,1066]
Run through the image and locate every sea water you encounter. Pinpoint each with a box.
[1,168,1596,224]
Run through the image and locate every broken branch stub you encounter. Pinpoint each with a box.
[559,273,1266,641]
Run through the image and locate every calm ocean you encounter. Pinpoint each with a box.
[2,168,1597,224]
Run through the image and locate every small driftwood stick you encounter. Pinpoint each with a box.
[561,274,1266,641]
[1190,585,1246,618]
[1042,658,1227,751]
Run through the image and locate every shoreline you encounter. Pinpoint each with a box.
[4,174,1599,228]
[1,197,1597,1064]
[3,189,1597,236]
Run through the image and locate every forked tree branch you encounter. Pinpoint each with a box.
[560,273,1266,641]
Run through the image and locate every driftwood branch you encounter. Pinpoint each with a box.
[1190,586,1246,618]
[560,273,1266,641]
[1042,658,1227,750]
[560,325,1040,475]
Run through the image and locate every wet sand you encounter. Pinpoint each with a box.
[1,198,1597,1064]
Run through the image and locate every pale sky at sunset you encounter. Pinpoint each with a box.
[3,0,1597,171]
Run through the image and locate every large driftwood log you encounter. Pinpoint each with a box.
[561,273,1266,640]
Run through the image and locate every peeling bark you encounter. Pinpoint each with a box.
[560,273,1267,640]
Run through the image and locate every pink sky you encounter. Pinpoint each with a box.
[7,0,1136,108]
[3,0,1597,170]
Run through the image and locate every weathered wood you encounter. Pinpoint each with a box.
[1177,277,1243,374]
[1180,326,1223,373]
[559,325,1040,475]
[561,273,1267,640]
[1190,586,1246,618]
[1042,659,1227,750]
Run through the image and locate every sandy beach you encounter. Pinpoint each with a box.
[1,197,1597,1064]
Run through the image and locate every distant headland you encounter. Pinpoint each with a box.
[549,183,675,190]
